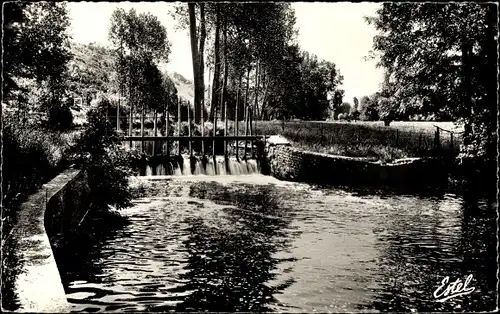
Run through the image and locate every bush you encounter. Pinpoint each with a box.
[72,103,136,213]
[47,100,74,131]
[2,115,72,240]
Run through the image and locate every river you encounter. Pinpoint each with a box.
[53,175,496,312]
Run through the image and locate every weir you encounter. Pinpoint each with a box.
[141,155,260,176]
[114,96,266,176]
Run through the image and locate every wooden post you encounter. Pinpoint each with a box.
[250,106,255,158]
[201,98,205,155]
[235,88,239,160]
[141,107,145,153]
[166,104,170,158]
[396,129,399,147]
[188,102,192,157]
[129,101,133,148]
[213,100,217,174]
[418,133,422,151]
[450,132,454,150]
[117,95,120,133]
[153,109,157,156]
[178,97,181,156]
[224,101,228,157]
[253,59,259,137]
[244,106,248,159]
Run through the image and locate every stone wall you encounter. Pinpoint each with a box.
[5,168,90,313]
[267,144,448,188]
[45,170,92,238]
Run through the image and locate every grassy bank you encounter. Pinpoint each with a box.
[233,120,463,162]
[1,123,79,241]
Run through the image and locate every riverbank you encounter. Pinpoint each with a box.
[231,120,463,163]
[1,169,81,312]
[263,134,495,197]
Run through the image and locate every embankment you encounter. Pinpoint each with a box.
[3,168,90,313]
[265,140,448,188]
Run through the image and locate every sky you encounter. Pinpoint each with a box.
[67,1,384,103]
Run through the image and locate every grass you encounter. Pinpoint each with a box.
[2,122,78,244]
[225,120,463,162]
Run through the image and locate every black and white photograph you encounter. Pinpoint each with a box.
[1,1,498,312]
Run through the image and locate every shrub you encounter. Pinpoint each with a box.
[38,88,74,131]
[72,103,137,213]
[47,99,74,131]
[2,114,72,241]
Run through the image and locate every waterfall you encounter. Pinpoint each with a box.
[193,160,205,175]
[173,162,182,176]
[142,155,261,177]
[182,158,192,176]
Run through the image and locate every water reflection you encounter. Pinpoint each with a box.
[457,195,497,311]
[363,193,496,312]
[52,176,496,312]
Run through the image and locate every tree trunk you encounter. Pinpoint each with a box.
[207,65,211,106]
[252,59,260,132]
[188,3,201,124]
[209,5,221,121]
[196,3,206,124]
[221,19,229,121]
[253,60,260,122]
[260,78,270,120]
[461,38,473,145]
[244,65,251,123]
[237,74,243,120]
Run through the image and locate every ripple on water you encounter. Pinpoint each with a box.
[56,177,495,313]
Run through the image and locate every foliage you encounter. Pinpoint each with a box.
[3,2,74,132]
[45,97,74,131]
[367,3,497,159]
[172,3,345,123]
[359,95,380,121]
[335,102,352,119]
[67,42,117,102]
[1,114,74,241]
[3,2,72,101]
[109,8,171,62]
[109,8,172,117]
[72,103,137,212]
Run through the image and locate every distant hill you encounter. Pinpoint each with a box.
[68,42,117,100]
[168,71,194,104]
[68,42,194,106]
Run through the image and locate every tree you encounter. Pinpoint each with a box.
[351,97,360,120]
[109,8,170,62]
[109,8,171,121]
[175,3,299,122]
[367,3,497,157]
[359,95,379,121]
[3,2,72,100]
[3,2,73,130]
[293,53,344,120]
[353,97,359,111]
[336,102,352,120]
[186,3,207,124]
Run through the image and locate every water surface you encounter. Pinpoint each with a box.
[54,175,496,312]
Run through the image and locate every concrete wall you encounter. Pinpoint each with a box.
[5,168,90,313]
[267,144,447,187]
